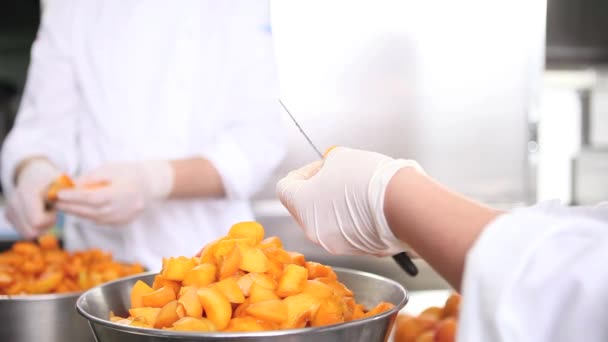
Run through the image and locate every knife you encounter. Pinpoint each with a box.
[278,99,418,277]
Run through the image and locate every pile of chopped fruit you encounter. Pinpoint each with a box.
[111,221,395,332]
[393,293,461,342]
[0,235,144,295]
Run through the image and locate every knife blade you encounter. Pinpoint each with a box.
[278,99,418,277]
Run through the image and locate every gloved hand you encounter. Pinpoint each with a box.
[276,147,424,256]
[55,161,174,225]
[5,158,61,239]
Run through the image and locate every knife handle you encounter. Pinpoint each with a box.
[392,252,418,276]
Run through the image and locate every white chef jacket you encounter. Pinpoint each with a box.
[1,0,285,271]
[459,200,608,341]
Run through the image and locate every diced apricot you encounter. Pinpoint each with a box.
[234,299,250,318]
[312,297,344,327]
[287,252,305,266]
[172,317,216,332]
[142,286,177,308]
[261,247,292,264]
[394,316,436,342]
[282,293,321,329]
[228,221,265,245]
[316,277,354,297]
[277,264,308,297]
[256,236,283,250]
[212,277,245,303]
[225,316,266,332]
[218,247,241,280]
[131,280,155,308]
[12,241,40,255]
[29,271,63,294]
[302,280,334,300]
[129,307,161,326]
[442,293,461,319]
[152,275,181,295]
[154,300,180,328]
[238,246,269,273]
[182,264,217,287]
[249,282,280,303]
[236,273,276,296]
[38,235,59,250]
[197,287,232,330]
[178,288,203,318]
[161,257,197,281]
[198,240,220,264]
[419,306,442,320]
[46,174,75,202]
[0,271,13,287]
[305,262,337,280]
[246,299,287,324]
[415,331,435,342]
[364,302,394,318]
[435,317,457,342]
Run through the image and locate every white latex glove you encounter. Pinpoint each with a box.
[276,147,424,256]
[55,161,174,225]
[5,159,61,239]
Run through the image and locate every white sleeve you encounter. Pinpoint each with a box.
[1,0,79,195]
[201,0,286,200]
[458,201,608,342]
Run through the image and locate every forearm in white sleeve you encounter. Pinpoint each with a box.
[1,0,79,194]
[201,0,285,200]
[458,201,608,342]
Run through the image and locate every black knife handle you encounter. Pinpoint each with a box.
[392,251,418,276]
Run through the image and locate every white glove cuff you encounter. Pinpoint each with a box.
[140,160,174,200]
[368,159,425,255]
[17,159,60,188]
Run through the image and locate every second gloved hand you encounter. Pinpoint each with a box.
[276,147,424,256]
[55,161,174,225]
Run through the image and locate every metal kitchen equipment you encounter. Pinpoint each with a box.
[0,291,95,342]
[278,99,419,277]
[77,268,408,342]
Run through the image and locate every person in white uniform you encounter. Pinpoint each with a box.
[1,0,285,271]
[277,147,608,342]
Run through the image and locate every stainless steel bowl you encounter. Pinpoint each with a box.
[77,268,408,342]
[0,291,95,342]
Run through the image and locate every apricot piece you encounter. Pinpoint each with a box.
[155,300,180,328]
[152,275,181,295]
[419,306,443,320]
[305,262,337,280]
[281,293,321,329]
[246,299,288,324]
[142,286,177,308]
[178,288,203,318]
[276,264,308,297]
[442,293,461,319]
[238,245,269,273]
[161,257,197,281]
[198,240,220,264]
[182,263,217,287]
[364,302,394,318]
[249,282,280,303]
[302,279,334,300]
[228,221,265,245]
[316,277,354,297]
[311,297,344,327]
[128,307,161,326]
[236,273,276,296]
[261,247,292,264]
[29,271,63,294]
[12,241,40,255]
[46,174,75,202]
[256,236,283,250]
[197,287,232,330]
[233,299,250,318]
[435,317,457,342]
[394,316,436,342]
[287,252,306,266]
[415,331,435,342]
[212,277,245,303]
[218,246,241,280]
[38,235,59,250]
[131,280,155,308]
[225,316,266,332]
[172,317,216,332]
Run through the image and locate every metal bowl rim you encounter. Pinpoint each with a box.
[0,290,83,301]
[76,267,408,338]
